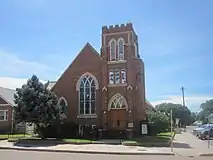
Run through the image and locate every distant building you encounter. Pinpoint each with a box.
[0,87,15,133]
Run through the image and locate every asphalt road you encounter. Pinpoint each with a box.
[0,150,212,160]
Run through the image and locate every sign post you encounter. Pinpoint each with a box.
[207,114,213,148]
[175,118,180,128]
[170,109,173,152]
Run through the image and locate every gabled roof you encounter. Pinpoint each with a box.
[51,42,100,89]
[47,81,56,90]
[145,99,156,111]
[82,42,100,56]
[0,87,16,106]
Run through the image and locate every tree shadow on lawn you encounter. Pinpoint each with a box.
[173,142,192,149]
[132,135,170,144]
[13,139,68,148]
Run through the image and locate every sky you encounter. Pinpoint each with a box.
[0,0,212,112]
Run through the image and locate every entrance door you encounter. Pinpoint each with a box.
[110,110,126,130]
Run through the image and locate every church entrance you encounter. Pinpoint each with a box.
[110,109,126,130]
[108,93,128,131]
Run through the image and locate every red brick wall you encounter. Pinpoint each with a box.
[52,44,102,126]
[52,23,146,135]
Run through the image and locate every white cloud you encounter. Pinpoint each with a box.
[151,95,213,112]
[0,49,56,80]
[0,77,46,90]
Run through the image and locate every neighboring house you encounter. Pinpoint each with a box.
[0,87,16,133]
[49,23,149,137]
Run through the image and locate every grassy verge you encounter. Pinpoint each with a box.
[6,136,93,145]
[3,132,175,146]
[122,132,175,147]
[0,134,32,140]
[63,138,93,144]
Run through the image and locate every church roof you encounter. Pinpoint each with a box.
[46,81,56,90]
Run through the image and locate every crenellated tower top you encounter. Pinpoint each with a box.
[102,23,134,34]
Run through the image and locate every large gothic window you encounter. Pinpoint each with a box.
[108,93,128,111]
[77,73,98,116]
[118,38,124,60]
[109,39,116,61]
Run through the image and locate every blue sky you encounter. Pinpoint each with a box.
[0,0,212,112]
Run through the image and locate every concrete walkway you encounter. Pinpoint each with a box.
[0,140,174,156]
[0,131,213,157]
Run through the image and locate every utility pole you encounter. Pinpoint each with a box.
[170,109,173,152]
[181,86,185,107]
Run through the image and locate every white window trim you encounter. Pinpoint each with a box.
[107,60,127,64]
[117,38,125,60]
[76,73,99,118]
[58,97,68,106]
[76,72,99,91]
[0,104,10,106]
[77,114,97,118]
[109,39,116,61]
[0,110,8,121]
[108,83,127,87]
[108,93,128,111]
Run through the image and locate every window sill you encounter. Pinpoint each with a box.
[77,114,97,119]
[0,119,8,121]
[109,108,127,111]
[108,83,127,87]
[107,60,127,64]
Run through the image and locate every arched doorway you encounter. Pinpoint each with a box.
[108,94,128,130]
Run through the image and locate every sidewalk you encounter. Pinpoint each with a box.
[171,131,213,156]
[0,132,212,156]
[0,140,174,156]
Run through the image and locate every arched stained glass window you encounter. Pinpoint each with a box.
[78,75,96,115]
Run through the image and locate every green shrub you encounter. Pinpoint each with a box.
[148,111,169,135]
[35,122,77,138]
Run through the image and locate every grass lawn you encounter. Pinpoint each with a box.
[122,132,175,146]
[0,134,32,140]
[63,138,92,143]
[1,132,175,146]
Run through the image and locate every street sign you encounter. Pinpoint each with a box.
[175,118,180,125]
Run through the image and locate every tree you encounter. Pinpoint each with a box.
[197,99,213,123]
[147,111,169,135]
[13,75,65,138]
[155,103,192,126]
[190,112,197,124]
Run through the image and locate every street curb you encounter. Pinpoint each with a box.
[199,153,213,157]
[0,146,175,156]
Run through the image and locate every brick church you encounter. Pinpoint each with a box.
[47,23,153,138]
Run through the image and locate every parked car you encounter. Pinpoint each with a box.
[198,126,213,140]
[193,124,208,135]
[195,124,213,137]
